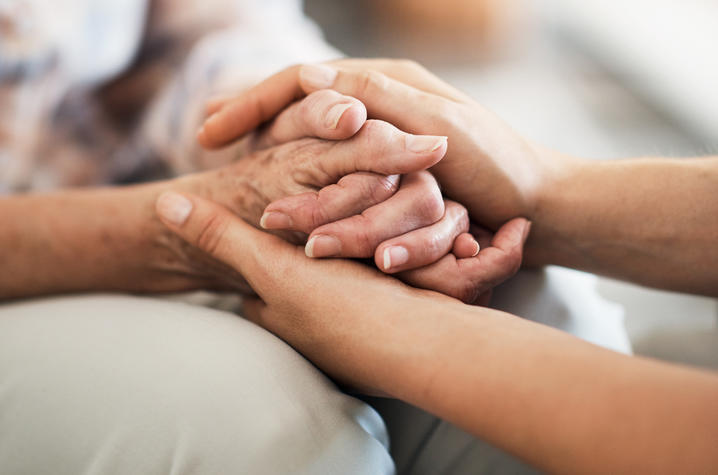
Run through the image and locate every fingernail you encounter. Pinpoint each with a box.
[471,239,481,257]
[305,234,342,258]
[405,135,448,153]
[383,246,409,270]
[260,211,293,229]
[157,192,193,225]
[325,102,354,129]
[300,64,338,90]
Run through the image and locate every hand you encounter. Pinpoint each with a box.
[185,90,449,234]
[261,173,528,304]
[170,90,492,296]
[190,78,531,303]
[155,191,531,353]
[197,59,566,229]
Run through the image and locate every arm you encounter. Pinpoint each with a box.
[161,192,718,474]
[199,60,718,295]
[0,91,415,299]
[328,299,718,475]
[1,91,515,301]
[528,154,718,295]
[0,175,260,300]
[0,183,202,299]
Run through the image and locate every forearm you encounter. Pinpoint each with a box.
[305,296,718,473]
[0,180,227,300]
[526,154,718,295]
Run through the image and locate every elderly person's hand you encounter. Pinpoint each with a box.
[169,90,516,302]
[197,59,567,232]
[156,190,531,372]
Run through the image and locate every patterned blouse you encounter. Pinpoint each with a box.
[0,0,338,192]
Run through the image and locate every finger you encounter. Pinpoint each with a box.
[398,218,531,303]
[260,172,400,233]
[452,218,531,294]
[205,94,234,117]
[470,222,495,250]
[298,119,447,180]
[331,58,471,102]
[374,200,470,274]
[155,191,288,296]
[273,119,446,189]
[456,217,532,290]
[299,64,453,137]
[305,172,445,258]
[251,90,366,150]
[485,217,532,256]
[198,59,469,149]
[452,232,481,259]
[198,65,305,148]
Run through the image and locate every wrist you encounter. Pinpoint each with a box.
[523,147,590,267]
[141,175,248,292]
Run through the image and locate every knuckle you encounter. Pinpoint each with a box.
[310,88,340,102]
[352,216,377,256]
[285,139,332,185]
[397,58,425,74]
[308,199,328,228]
[433,95,457,117]
[378,174,400,196]
[422,95,461,125]
[196,214,229,256]
[456,279,481,304]
[356,70,389,97]
[423,233,446,258]
[447,201,470,231]
[458,207,470,231]
[416,188,445,224]
[365,175,398,204]
[303,89,338,116]
[361,119,393,141]
[297,94,316,119]
[359,119,395,154]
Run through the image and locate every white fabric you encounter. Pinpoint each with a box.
[492,266,631,354]
[0,295,393,475]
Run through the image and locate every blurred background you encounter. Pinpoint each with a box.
[305,0,718,368]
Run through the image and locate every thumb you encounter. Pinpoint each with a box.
[155,191,278,286]
[299,64,449,137]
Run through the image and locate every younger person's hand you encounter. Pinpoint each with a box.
[197,59,565,230]
[157,191,531,336]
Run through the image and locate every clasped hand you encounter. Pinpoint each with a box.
[165,63,532,305]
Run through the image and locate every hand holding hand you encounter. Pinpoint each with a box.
[179,86,530,303]
[198,59,566,229]
[156,192,531,340]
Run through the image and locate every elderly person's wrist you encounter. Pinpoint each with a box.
[149,173,253,293]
